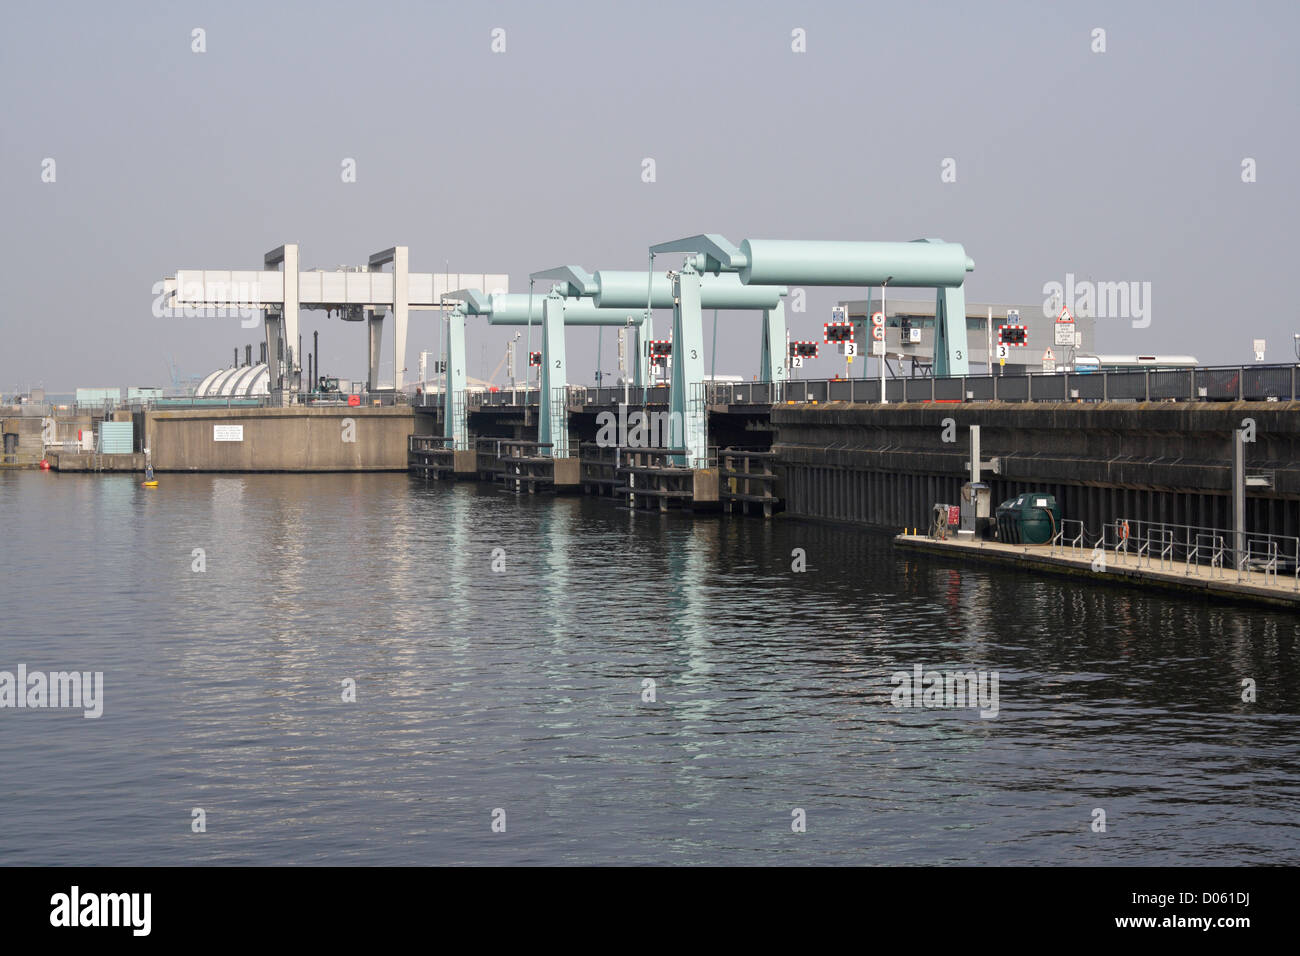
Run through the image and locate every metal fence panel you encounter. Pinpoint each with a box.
[1068,373,1104,401]
[1242,365,1293,401]
[934,377,964,401]
[1107,370,1147,400]
[1194,368,1238,400]
[996,376,1028,401]
[903,378,933,402]
[1149,370,1191,401]
[1030,374,1067,402]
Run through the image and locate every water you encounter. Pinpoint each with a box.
[1,470,1297,865]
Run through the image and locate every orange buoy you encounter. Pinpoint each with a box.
[39,459,50,470]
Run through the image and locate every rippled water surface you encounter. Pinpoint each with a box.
[1,471,1297,865]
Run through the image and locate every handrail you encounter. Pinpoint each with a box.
[1111,517,1298,591]
[455,363,1300,409]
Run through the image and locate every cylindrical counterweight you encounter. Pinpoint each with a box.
[485,294,645,325]
[738,240,973,287]
[592,271,784,309]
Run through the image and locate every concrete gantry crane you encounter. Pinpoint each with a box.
[162,243,507,401]
[646,234,975,467]
[528,265,788,467]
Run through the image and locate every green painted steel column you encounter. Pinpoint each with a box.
[538,293,569,459]
[670,268,707,468]
[934,285,971,376]
[632,316,648,388]
[760,300,788,384]
[444,308,468,449]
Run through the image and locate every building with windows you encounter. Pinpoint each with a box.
[835,297,1097,375]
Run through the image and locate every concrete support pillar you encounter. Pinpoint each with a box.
[367,311,384,392]
[282,244,299,395]
[264,243,300,400]
[392,246,409,391]
[263,310,284,402]
[367,245,410,392]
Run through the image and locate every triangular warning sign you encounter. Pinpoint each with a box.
[1043,347,1055,360]
[1057,306,1074,323]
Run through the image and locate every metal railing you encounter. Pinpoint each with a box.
[699,364,1300,406]
[1048,517,1298,590]
[88,389,415,412]
[431,364,1298,409]
[1188,532,1227,578]
[1094,517,1299,589]
[1050,518,1089,555]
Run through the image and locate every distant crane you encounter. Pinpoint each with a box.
[485,343,511,384]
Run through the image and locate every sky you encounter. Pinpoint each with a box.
[3,0,1298,391]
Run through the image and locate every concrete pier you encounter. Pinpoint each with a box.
[895,533,1300,609]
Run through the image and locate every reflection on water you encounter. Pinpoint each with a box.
[0,470,1297,865]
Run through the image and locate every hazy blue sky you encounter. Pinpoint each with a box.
[4,0,1297,390]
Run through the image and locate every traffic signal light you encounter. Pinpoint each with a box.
[824,322,854,344]
[997,324,1028,347]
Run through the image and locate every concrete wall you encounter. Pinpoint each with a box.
[773,401,1300,534]
[145,406,426,472]
[1,414,94,452]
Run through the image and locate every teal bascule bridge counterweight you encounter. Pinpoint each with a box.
[646,234,975,468]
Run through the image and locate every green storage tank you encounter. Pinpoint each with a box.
[995,493,1061,545]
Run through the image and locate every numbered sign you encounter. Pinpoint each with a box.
[791,355,804,368]
[996,344,1010,360]
[844,342,858,357]
[871,311,885,327]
